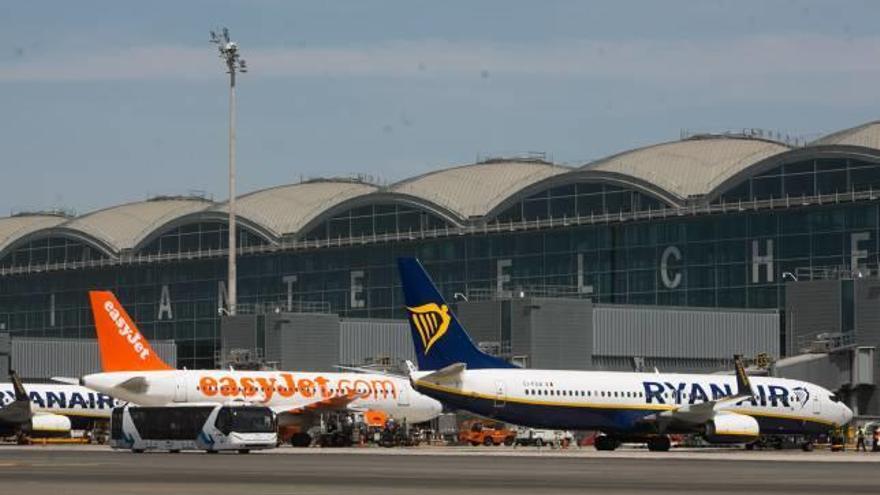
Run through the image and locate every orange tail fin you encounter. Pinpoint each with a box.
[89,291,172,372]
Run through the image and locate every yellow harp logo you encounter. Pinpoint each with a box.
[407,303,451,354]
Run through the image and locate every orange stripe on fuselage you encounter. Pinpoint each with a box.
[197,373,399,403]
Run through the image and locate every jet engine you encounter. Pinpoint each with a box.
[703,412,759,444]
[24,413,72,437]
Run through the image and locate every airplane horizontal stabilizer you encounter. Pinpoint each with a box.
[418,362,466,383]
[51,376,80,385]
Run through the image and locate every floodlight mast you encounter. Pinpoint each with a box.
[210,27,247,316]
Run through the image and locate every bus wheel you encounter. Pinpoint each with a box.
[801,442,814,452]
[132,449,145,454]
[206,450,218,454]
[238,449,250,454]
[169,449,180,454]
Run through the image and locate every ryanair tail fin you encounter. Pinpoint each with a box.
[89,291,172,372]
[397,257,516,370]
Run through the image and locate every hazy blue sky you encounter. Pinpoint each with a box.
[2,0,880,215]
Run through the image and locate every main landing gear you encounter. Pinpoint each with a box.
[647,436,671,452]
[594,435,621,451]
[290,432,312,447]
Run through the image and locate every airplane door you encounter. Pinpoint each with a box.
[494,381,506,408]
[397,385,410,407]
[173,376,188,403]
[812,393,821,416]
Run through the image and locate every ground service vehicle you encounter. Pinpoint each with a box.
[459,419,516,446]
[514,427,573,448]
[110,403,276,453]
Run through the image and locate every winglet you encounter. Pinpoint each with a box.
[89,291,172,372]
[10,370,28,401]
[733,354,754,398]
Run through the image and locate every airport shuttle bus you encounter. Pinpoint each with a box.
[110,403,277,454]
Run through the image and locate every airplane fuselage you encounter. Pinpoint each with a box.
[0,383,119,419]
[83,369,442,424]
[413,368,851,435]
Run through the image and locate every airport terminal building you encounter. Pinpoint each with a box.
[2,121,880,378]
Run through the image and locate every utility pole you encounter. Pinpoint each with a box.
[210,28,247,315]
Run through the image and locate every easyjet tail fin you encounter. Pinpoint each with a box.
[89,291,172,372]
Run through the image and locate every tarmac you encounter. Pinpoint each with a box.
[0,445,877,495]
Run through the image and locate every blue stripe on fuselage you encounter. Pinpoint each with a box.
[417,385,833,436]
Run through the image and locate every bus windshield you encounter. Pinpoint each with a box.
[215,407,275,435]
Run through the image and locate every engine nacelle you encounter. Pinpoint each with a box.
[25,414,72,437]
[703,413,759,444]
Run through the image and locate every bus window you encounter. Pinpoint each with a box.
[215,407,275,436]
[111,408,124,441]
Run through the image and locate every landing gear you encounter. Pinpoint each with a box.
[594,435,620,451]
[290,432,312,447]
[238,449,251,454]
[647,436,671,452]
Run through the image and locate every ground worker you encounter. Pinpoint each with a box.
[856,425,867,452]
[873,427,880,452]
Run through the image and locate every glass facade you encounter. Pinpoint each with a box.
[302,204,450,241]
[495,182,667,222]
[715,157,880,203]
[3,148,880,369]
[1,200,878,369]
[139,221,268,255]
[0,236,107,269]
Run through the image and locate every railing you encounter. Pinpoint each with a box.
[235,300,332,315]
[796,332,858,354]
[464,285,590,302]
[2,187,879,277]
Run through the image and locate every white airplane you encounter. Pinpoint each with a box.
[0,371,119,438]
[397,257,854,451]
[73,291,442,446]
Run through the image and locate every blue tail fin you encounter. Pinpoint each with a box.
[397,257,516,370]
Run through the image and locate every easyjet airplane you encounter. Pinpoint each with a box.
[70,291,442,446]
[398,257,853,451]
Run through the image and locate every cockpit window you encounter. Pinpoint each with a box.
[829,394,841,403]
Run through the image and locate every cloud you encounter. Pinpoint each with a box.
[2,34,880,89]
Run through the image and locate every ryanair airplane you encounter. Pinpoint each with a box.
[0,371,119,438]
[398,257,854,451]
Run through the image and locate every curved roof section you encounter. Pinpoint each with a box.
[390,160,570,218]
[0,214,68,254]
[811,121,880,149]
[60,197,214,252]
[218,179,379,238]
[582,135,791,200]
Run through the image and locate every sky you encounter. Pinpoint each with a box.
[2,0,880,216]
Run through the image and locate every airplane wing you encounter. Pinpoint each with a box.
[650,355,756,425]
[270,391,361,417]
[51,377,80,385]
